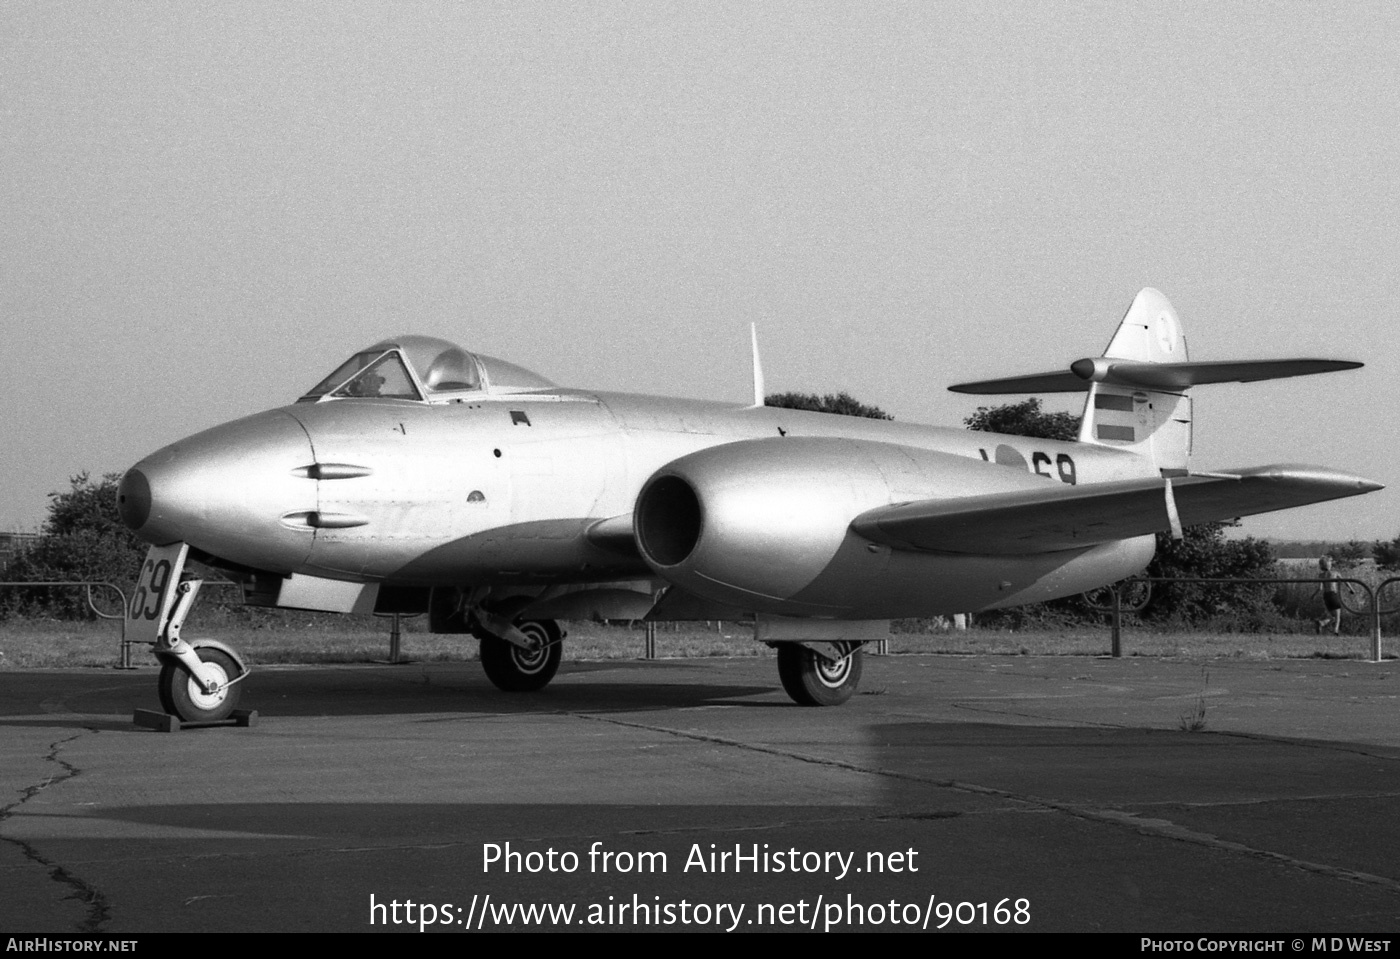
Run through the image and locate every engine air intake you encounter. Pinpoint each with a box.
[635,475,702,568]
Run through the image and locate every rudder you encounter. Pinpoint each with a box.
[1077,289,1193,473]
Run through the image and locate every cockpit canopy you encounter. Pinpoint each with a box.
[299,335,556,404]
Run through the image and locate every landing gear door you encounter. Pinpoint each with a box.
[125,543,189,643]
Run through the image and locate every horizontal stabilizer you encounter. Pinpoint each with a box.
[949,359,1361,394]
[851,465,1381,555]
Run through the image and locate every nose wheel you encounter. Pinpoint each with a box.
[158,647,244,723]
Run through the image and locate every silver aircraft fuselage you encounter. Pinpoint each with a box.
[119,387,1157,620]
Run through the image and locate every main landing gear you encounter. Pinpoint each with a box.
[775,641,864,706]
[471,610,564,692]
[466,603,865,705]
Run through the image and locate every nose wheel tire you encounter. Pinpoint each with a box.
[158,648,243,723]
[479,619,562,692]
[777,642,863,706]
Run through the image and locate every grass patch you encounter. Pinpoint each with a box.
[0,618,776,669]
[0,618,1388,669]
[1178,666,1210,732]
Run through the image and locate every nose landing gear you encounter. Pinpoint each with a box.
[130,544,252,727]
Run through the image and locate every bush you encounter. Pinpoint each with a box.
[1141,522,1280,629]
[2,473,146,619]
[963,398,1077,442]
[1374,535,1400,571]
[765,391,893,420]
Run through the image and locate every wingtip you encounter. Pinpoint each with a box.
[1230,464,1383,494]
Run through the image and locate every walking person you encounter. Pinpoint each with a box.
[1317,555,1343,635]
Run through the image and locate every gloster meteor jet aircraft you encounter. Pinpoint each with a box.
[117,289,1379,721]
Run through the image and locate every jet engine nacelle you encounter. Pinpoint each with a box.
[634,436,1054,616]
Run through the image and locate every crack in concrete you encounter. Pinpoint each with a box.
[570,711,1400,895]
[1,730,112,932]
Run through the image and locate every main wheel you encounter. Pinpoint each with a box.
[479,619,562,692]
[776,642,863,707]
[157,648,242,723]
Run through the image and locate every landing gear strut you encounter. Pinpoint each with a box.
[132,544,250,724]
[151,579,250,723]
[776,641,864,706]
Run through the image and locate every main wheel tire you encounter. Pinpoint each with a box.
[157,648,242,723]
[777,642,863,707]
[479,619,562,692]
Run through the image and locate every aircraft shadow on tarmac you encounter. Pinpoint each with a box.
[244,662,786,716]
[0,661,786,724]
[42,802,868,840]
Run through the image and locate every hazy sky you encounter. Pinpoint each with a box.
[3,2,1396,541]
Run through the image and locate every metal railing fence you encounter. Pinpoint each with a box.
[1084,576,1400,663]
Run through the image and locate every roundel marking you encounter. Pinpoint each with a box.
[994,444,1028,470]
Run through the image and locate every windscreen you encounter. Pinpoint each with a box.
[330,352,422,400]
[301,350,384,401]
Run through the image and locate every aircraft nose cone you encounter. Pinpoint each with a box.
[116,469,151,532]
[122,410,318,571]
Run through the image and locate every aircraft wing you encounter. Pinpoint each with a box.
[586,513,641,558]
[851,465,1381,555]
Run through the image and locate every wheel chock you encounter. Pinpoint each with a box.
[133,708,258,732]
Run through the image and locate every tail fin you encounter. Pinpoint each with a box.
[1077,288,1192,472]
[947,288,1362,474]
